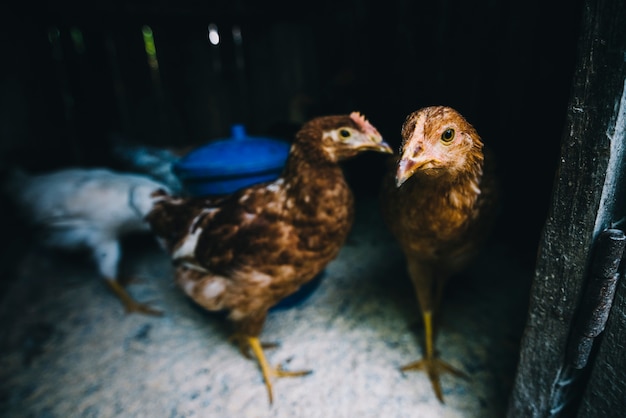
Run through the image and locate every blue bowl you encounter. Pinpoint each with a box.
[173,124,291,196]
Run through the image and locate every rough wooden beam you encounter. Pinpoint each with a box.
[506,0,626,416]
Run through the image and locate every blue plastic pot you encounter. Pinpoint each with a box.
[173,124,291,197]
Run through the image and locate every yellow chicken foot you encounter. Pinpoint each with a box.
[229,334,278,358]
[246,336,312,404]
[400,310,467,403]
[105,279,163,316]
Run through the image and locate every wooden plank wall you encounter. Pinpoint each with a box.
[506,0,626,416]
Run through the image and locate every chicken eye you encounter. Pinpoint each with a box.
[441,128,455,143]
[339,129,351,139]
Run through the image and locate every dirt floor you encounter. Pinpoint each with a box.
[0,193,532,418]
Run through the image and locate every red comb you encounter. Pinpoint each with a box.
[350,112,380,136]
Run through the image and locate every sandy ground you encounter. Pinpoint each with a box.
[0,194,531,418]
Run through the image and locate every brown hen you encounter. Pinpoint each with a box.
[380,106,498,402]
[146,112,392,403]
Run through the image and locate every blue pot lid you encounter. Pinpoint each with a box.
[174,124,291,179]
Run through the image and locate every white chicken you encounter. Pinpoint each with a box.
[2,167,170,316]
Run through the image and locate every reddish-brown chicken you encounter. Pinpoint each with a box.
[380,106,498,402]
[146,113,392,403]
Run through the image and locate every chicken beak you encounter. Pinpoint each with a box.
[358,135,393,154]
[395,143,440,187]
[396,145,441,187]
[396,141,423,187]
[376,141,394,154]
[395,158,417,187]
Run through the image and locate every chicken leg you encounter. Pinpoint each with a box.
[401,259,467,403]
[105,279,163,316]
[231,334,311,404]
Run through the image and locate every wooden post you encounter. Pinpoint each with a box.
[506,0,626,416]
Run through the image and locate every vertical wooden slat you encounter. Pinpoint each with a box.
[506,0,626,416]
[579,272,626,416]
[578,81,626,417]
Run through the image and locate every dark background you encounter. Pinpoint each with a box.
[0,0,584,270]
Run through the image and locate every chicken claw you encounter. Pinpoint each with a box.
[400,311,467,403]
[401,356,468,403]
[234,335,311,404]
[105,279,163,316]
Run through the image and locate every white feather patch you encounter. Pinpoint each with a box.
[182,280,196,296]
[266,178,284,193]
[173,224,203,260]
[241,212,256,223]
[202,280,226,300]
[180,260,209,273]
[247,271,272,285]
